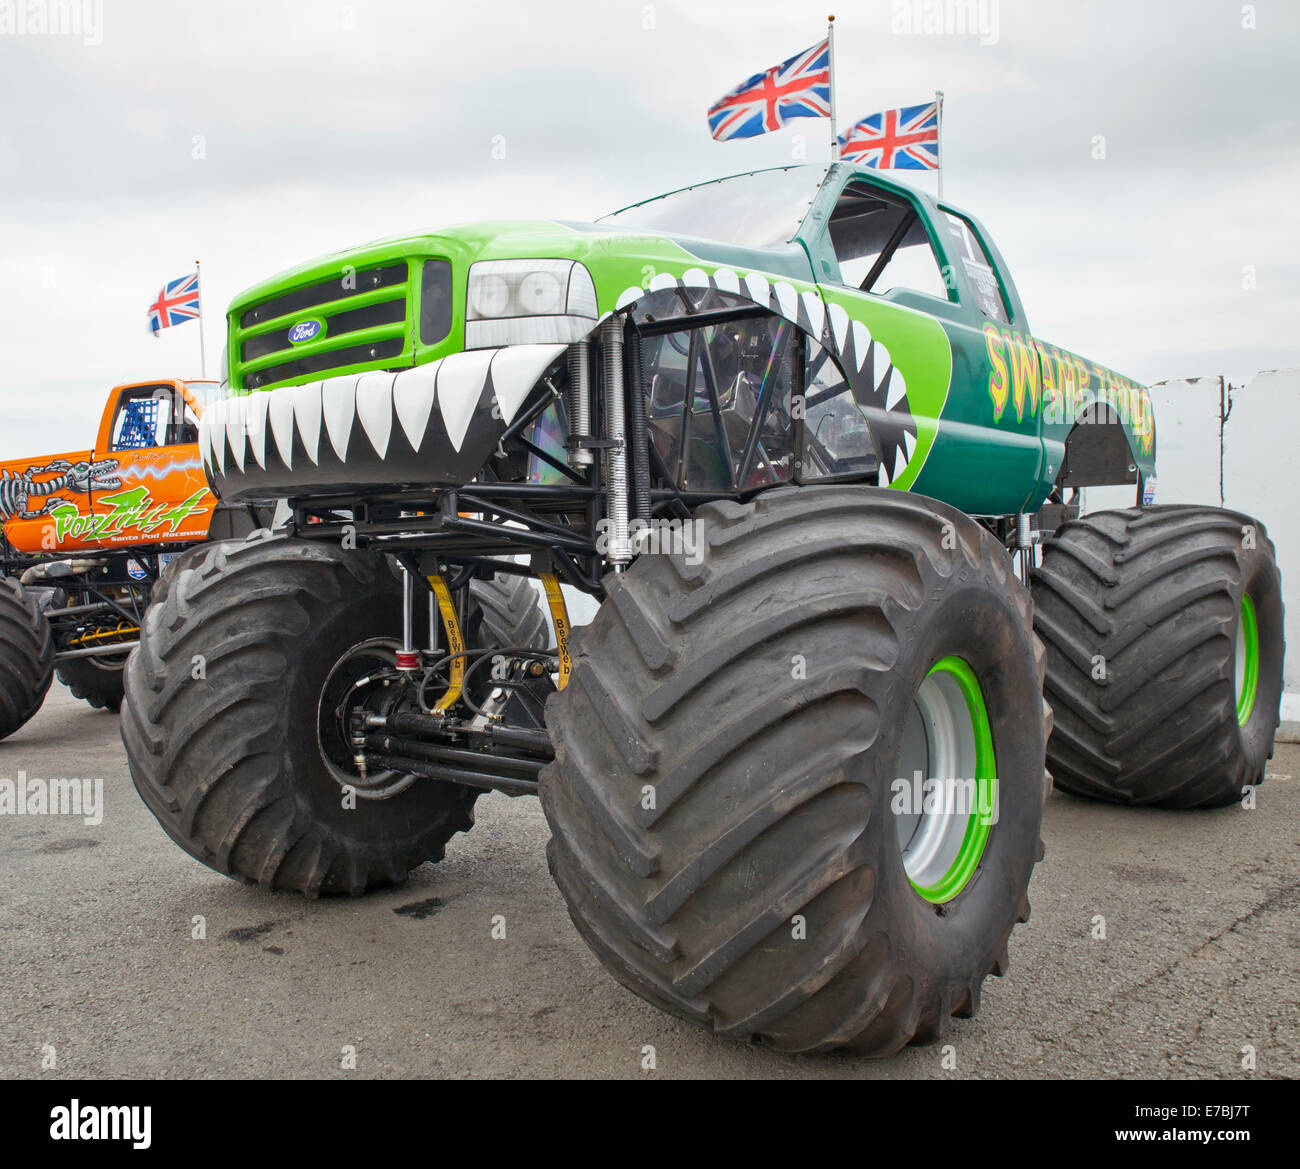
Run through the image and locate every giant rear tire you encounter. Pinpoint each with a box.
[0,578,54,740]
[468,573,550,651]
[539,486,1050,1055]
[1031,505,1284,808]
[121,533,544,896]
[56,655,127,712]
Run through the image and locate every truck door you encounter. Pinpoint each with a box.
[811,173,1043,515]
[88,382,216,551]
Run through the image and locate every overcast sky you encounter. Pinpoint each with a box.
[1,0,1297,459]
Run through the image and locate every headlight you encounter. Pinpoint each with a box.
[470,272,511,318]
[465,259,598,349]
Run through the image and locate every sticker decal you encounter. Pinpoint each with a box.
[0,458,121,523]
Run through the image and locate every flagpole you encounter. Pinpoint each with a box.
[935,90,945,202]
[194,259,207,378]
[827,14,839,160]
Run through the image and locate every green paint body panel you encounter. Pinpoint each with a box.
[225,163,1156,520]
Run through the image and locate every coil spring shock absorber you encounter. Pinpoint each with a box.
[600,318,632,568]
[625,317,652,526]
[566,340,594,468]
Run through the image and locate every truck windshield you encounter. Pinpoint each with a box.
[599,166,826,249]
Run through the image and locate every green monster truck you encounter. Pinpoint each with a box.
[121,164,1284,1056]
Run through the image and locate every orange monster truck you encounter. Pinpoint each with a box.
[0,378,275,735]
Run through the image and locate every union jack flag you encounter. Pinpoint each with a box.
[148,272,201,334]
[707,39,831,142]
[839,101,940,170]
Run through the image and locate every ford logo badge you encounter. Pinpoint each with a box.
[288,320,322,344]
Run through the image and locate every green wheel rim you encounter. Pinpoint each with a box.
[896,656,997,905]
[1236,594,1259,727]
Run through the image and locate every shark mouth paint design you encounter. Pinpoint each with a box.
[199,344,568,502]
[203,267,921,504]
[615,267,917,487]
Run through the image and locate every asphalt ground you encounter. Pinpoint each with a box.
[1,685,1296,1080]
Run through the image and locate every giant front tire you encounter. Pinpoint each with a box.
[121,534,490,896]
[1032,505,1284,808]
[0,578,54,740]
[540,486,1050,1055]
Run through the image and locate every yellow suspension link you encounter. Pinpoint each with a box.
[426,574,466,713]
[539,573,572,691]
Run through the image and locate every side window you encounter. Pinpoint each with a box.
[802,342,876,479]
[942,212,1010,323]
[827,181,950,302]
[109,387,177,451]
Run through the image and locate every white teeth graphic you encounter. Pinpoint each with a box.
[773,282,798,321]
[203,398,222,473]
[801,291,825,340]
[886,370,906,412]
[355,372,395,458]
[211,398,228,474]
[893,447,908,482]
[713,269,741,295]
[649,271,677,293]
[744,272,770,305]
[616,286,642,309]
[828,303,849,354]
[268,386,296,469]
[227,402,247,472]
[491,343,566,426]
[878,452,891,486]
[851,321,871,371]
[904,431,916,461]
[198,405,215,473]
[244,391,270,469]
[321,376,356,462]
[393,360,440,453]
[874,342,893,384]
[681,268,710,289]
[292,381,323,466]
[437,349,495,452]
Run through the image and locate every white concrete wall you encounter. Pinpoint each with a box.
[1083,369,1299,737]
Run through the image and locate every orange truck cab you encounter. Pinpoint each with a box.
[0,378,221,557]
[0,378,277,725]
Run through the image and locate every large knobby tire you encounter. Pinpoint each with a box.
[54,548,211,714]
[56,656,126,712]
[1031,505,1284,808]
[0,577,54,740]
[540,486,1050,1056]
[468,573,550,651]
[121,533,495,896]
